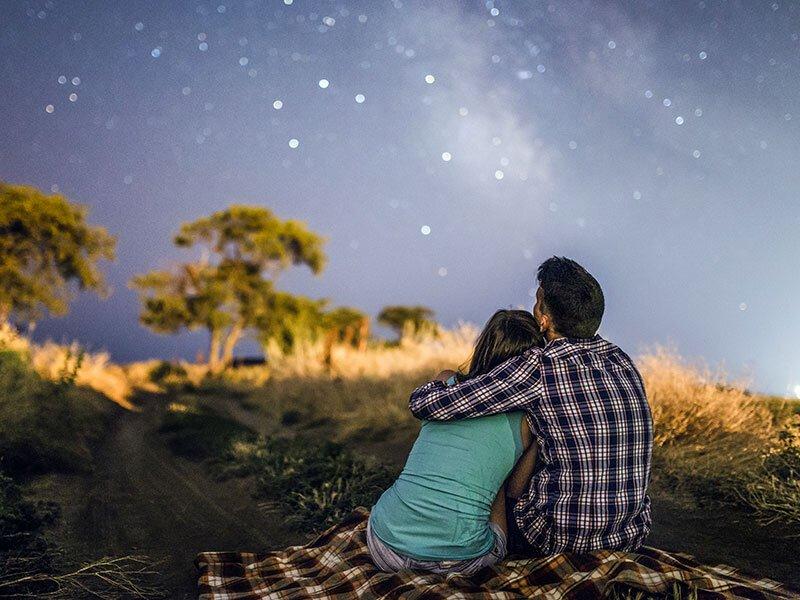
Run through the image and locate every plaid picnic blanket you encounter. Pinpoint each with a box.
[196,508,796,599]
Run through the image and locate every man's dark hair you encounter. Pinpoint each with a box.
[537,257,604,338]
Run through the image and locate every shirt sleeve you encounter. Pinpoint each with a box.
[408,347,544,421]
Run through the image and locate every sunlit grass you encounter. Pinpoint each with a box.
[212,344,800,526]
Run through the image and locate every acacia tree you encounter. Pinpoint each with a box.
[256,292,328,356]
[0,183,116,326]
[131,205,326,372]
[256,299,369,367]
[377,305,437,342]
[323,307,370,351]
[319,306,369,370]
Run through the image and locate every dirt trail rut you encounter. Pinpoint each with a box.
[49,394,296,598]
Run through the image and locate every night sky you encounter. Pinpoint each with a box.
[1,1,799,396]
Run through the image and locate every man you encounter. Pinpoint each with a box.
[409,257,653,555]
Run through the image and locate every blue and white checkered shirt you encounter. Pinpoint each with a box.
[409,335,653,555]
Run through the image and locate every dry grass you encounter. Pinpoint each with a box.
[4,317,799,524]
[0,323,138,409]
[639,347,777,446]
[261,324,479,380]
[203,343,800,525]
[0,554,161,599]
[0,321,478,408]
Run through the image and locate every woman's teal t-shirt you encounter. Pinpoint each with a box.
[369,412,525,561]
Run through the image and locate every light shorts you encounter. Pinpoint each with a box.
[366,519,507,576]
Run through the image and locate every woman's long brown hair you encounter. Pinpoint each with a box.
[459,309,544,380]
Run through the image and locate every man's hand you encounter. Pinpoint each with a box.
[434,369,458,382]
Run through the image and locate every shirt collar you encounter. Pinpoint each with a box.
[544,334,604,350]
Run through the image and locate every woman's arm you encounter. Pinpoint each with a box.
[506,418,538,499]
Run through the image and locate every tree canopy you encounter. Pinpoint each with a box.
[131,205,326,371]
[0,182,116,324]
[377,305,437,340]
[174,205,326,276]
[256,292,327,355]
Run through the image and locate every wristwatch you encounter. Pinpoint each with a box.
[445,374,458,386]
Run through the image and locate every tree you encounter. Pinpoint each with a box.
[319,306,370,370]
[256,292,328,355]
[0,183,116,325]
[323,307,370,350]
[377,305,437,342]
[131,205,326,371]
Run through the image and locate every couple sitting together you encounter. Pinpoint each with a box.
[367,257,654,575]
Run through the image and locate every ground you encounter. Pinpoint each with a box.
[29,394,297,598]
[27,390,800,598]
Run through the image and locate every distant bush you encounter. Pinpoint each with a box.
[148,360,188,384]
[148,360,193,393]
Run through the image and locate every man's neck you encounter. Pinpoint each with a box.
[545,331,564,342]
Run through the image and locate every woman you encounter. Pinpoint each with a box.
[367,309,543,575]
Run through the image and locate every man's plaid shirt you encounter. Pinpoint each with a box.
[409,335,653,555]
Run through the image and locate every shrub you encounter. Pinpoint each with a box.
[1,471,158,598]
[0,349,113,478]
[0,469,58,595]
[0,470,54,552]
[148,360,188,384]
[738,428,800,523]
[232,438,396,531]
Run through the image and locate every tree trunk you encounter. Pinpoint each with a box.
[220,319,245,369]
[208,329,223,373]
[400,320,414,344]
[321,329,337,373]
[342,325,355,347]
[357,318,369,352]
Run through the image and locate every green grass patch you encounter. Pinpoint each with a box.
[0,349,114,478]
[231,437,397,532]
[159,403,257,461]
[158,397,397,533]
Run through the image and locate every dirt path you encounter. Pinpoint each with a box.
[38,394,297,598]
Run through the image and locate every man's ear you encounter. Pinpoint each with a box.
[536,312,550,334]
[537,313,550,334]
